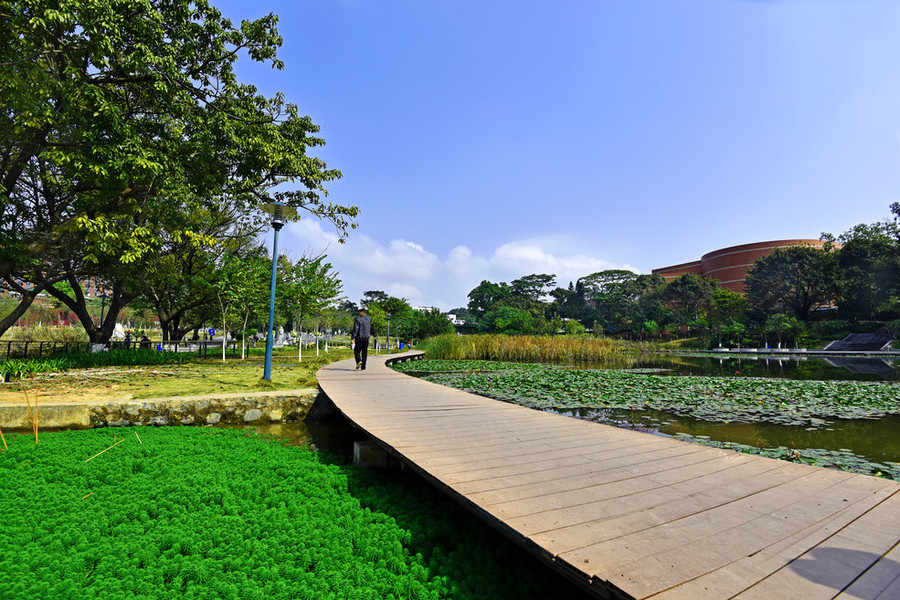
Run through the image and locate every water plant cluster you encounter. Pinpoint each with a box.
[671,433,900,480]
[395,360,900,427]
[0,427,582,600]
[0,349,192,380]
[421,334,639,368]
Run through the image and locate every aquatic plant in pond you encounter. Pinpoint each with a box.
[0,427,586,600]
[671,433,900,480]
[395,360,900,427]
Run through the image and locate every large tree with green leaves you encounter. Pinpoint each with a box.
[832,207,900,320]
[0,0,356,343]
[744,244,839,321]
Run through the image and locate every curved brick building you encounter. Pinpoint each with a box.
[652,239,831,294]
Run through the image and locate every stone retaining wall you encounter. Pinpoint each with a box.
[0,389,320,430]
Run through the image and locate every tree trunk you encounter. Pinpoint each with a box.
[44,275,133,344]
[0,282,47,338]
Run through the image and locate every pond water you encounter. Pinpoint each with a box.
[635,354,900,381]
[223,416,366,460]
[548,406,900,467]
[634,354,900,381]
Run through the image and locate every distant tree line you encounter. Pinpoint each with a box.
[454,204,900,348]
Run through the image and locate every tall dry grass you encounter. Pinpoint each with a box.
[421,334,639,368]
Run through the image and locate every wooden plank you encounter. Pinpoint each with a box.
[452,443,711,495]
[405,432,667,472]
[504,455,797,539]
[563,469,865,573]
[599,477,896,599]
[428,435,673,485]
[649,486,897,599]
[512,457,797,552]
[734,489,900,600]
[470,445,726,514]
[465,445,718,506]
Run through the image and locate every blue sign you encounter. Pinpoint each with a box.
[208,328,215,337]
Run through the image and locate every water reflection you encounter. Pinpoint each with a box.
[222,415,364,460]
[550,406,900,465]
[638,354,900,381]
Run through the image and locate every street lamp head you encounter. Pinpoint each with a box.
[261,202,298,230]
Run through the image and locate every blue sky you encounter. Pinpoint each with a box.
[213,0,900,310]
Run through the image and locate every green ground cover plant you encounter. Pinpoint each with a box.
[0,427,584,600]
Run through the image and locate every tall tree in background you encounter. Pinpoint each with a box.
[467,280,512,322]
[212,247,271,359]
[279,253,342,361]
[577,269,639,331]
[661,273,718,330]
[832,209,900,320]
[744,245,839,321]
[0,0,356,342]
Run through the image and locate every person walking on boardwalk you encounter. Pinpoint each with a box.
[352,307,372,370]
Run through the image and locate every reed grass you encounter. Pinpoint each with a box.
[421,334,640,368]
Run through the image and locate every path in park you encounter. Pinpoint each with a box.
[316,351,900,600]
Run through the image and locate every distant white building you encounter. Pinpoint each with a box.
[412,306,465,325]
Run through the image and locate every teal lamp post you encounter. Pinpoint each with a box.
[261,202,296,381]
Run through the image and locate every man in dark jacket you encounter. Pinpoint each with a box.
[351,308,372,370]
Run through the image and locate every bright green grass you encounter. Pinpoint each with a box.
[0,427,583,600]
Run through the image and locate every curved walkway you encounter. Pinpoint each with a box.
[317,352,900,600]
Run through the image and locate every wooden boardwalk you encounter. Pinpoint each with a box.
[317,351,900,599]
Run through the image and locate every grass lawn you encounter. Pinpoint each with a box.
[0,347,361,405]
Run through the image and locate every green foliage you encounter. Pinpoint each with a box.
[480,306,533,334]
[564,319,586,336]
[278,254,342,333]
[0,427,580,599]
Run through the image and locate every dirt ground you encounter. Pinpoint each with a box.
[0,368,158,406]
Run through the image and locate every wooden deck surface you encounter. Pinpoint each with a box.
[316,351,900,600]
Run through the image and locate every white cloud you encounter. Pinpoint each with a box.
[278,221,637,310]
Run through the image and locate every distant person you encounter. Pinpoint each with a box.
[351,307,372,370]
[139,334,151,350]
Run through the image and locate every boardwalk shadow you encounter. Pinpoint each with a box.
[789,546,900,598]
